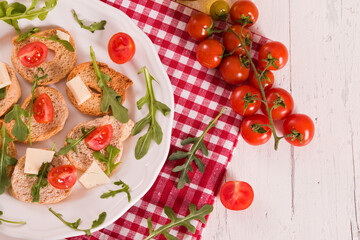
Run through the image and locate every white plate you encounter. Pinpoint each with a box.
[0,0,174,239]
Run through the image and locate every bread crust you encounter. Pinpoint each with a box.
[0,62,21,117]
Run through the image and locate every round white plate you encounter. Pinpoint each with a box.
[0,0,174,239]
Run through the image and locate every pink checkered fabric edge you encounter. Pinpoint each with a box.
[68,0,269,239]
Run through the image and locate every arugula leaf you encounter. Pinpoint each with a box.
[73,9,106,33]
[93,145,120,176]
[131,66,171,159]
[4,104,29,142]
[90,46,129,123]
[31,34,74,52]
[57,127,96,156]
[16,26,39,42]
[0,210,26,225]
[169,108,225,189]
[0,87,5,99]
[144,203,213,240]
[0,125,17,195]
[49,208,106,237]
[30,162,50,202]
[100,179,131,202]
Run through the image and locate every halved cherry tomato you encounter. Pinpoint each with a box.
[241,114,271,145]
[220,181,254,210]
[223,25,252,56]
[18,42,48,68]
[283,114,315,146]
[261,88,294,120]
[33,93,54,123]
[248,69,274,91]
[230,85,261,116]
[196,39,224,68]
[187,12,213,41]
[258,41,288,70]
[85,124,113,151]
[220,55,249,85]
[48,165,77,189]
[108,32,135,64]
[230,0,259,26]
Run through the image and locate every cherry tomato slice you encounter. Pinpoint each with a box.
[48,165,77,189]
[108,32,135,64]
[230,85,261,116]
[223,25,252,56]
[18,42,48,68]
[220,55,249,85]
[196,39,224,68]
[258,41,288,70]
[261,88,294,120]
[230,0,259,26]
[85,124,113,151]
[187,12,213,41]
[33,93,54,123]
[283,114,315,146]
[220,181,254,210]
[241,114,272,145]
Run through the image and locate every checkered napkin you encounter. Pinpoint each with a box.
[70,0,268,239]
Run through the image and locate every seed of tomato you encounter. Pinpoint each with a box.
[241,114,272,145]
[230,0,259,26]
[248,69,274,91]
[261,88,294,120]
[196,39,224,68]
[230,85,261,116]
[187,12,213,41]
[283,114,315,146]
[223,25,252,56]
[258,41,288,70]
[220,55,249,85]
[220,181,254,211]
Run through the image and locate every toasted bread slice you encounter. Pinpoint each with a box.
[66,115,134,172]
[0,62,21,117]
[4,87,68,143]
[11,28,76,85]
[9,154,74,204]
[66,62,132,116]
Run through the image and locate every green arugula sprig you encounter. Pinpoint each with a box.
[169,108,225,190]
[0,0,58,35]
[57,127,96,156]
[0,211,26,225]
[17,26,39,41]
[100,179,131,202]
[0,87,6,99]
[0,125,17,195]
[30,162,50,202]
[131,66,171,159]
[144,203,213,240]
[49,208,106,237]
[4,104,29,142]
[90,46,129,123]
[93,145,120,176]
[73,9,106,33]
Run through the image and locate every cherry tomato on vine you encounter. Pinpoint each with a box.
[85,124,113,151]
[220,55,249,85]
[229,0,259,26]
[223,25,252,56]
[283,114,315,146]
[48,165,77,189]
[230,85,261,116]
[33,93,54,123]
[187,12,213,41]
[258,41,288,70]
[241,114,272,145]
[210,0,230,21]
[261,88,294,120]
[248,69,274,91]
[196,39,224,68]
[108,32,136,64]
[18,42,48,68]
[220,181,254,210]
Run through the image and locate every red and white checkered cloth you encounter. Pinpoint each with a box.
[70,0,268,239]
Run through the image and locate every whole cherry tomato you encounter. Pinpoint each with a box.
[258,41,288,70]
[187,12,213,41]
[210,0,230,21]
[241,114,272,145]
[196,39,224,68]
[230,0,259,26]
[248,69,274,91]
[48,165,77,189]
[261,88,294,120]
[108,32,136,64]
[283,114,315,146]
[230,85,261,116]
[220,55,249,85]
[85,124,113,151]
[220,181,254,210]
[223,25,252,56]
[18,42,48,68]
[33,93,54,123]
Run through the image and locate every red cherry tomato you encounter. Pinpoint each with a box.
[248,69,274,91]
[283,114,315,146]
[220,55,249,85]
[48,165,77,189]
[223,25,252,56]
[241,114,272,145]
[261,88,294,120]
[85,124,113,151]
[108,32,135,64]
[18,42,48,68]
[220,181,254,210]
[187,12,213,41]
[258,41,288,70]
[33,93,54,123]
[196,39,224,68]
[230,85,261,116]
[230,0,259,26]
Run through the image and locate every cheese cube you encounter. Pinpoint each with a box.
[56,30,70,42]
[0,62,11,89]
[79,161,110,189]
[66,76,92,105]
[24,148,55,174]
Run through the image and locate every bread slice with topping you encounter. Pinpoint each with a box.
[65,115,134,172]
[0,62,21,117]
[11,28,76,85]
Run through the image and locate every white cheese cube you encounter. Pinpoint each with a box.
[79,161,110,189]
[66,76,92,105]
[24,148,55,174]
[56,30,70,42]
[0,62,11,89]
